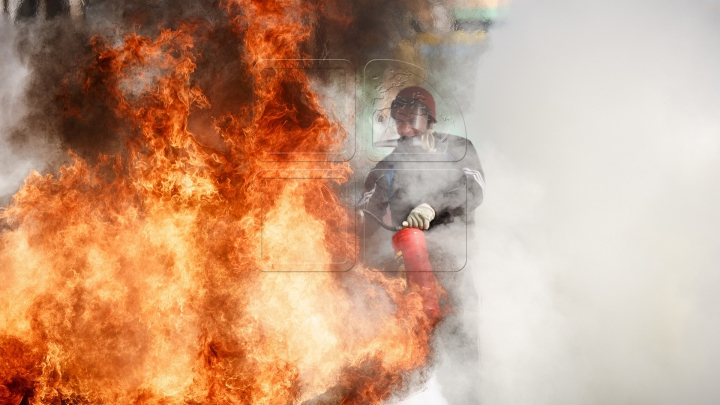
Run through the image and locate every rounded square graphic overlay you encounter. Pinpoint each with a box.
[258,169,355,272]
[362,59,467,162]
[253,59,355,162]
[358,168,469,273]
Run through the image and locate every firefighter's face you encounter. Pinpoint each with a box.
[394,110,430,138]
[391,98,433,137]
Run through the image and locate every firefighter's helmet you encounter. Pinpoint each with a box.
[390,86,437,129]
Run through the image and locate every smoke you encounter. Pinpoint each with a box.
[3,0,253,165]
[1,0,480,190]
[468,0,720,403]
[0,19,58,206]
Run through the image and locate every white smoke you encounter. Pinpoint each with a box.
[0,19,60,205]
[464,0,720,403]
[0,20,30,202]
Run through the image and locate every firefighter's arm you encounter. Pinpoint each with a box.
[460,139,485,212]
[426,139,485,224]
[358,170,389,236]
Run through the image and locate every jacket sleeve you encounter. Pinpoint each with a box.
[460,139,485,212]
[358,166,390,236]
[427,138,485,225]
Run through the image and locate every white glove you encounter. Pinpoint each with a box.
[402,203,435,230]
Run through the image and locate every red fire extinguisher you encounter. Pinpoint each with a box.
[392,228,442,322]
[362,210,441,323]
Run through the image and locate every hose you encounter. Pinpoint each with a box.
[360,209,403,232]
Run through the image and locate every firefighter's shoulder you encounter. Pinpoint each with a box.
[433,132,478,159]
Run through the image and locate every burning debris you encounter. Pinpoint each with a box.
[1,0,496,403]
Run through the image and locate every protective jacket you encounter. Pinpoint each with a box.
[359,132,485,233]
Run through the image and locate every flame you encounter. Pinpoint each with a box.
[0,1,440,404]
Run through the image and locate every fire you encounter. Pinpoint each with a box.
[0,1,440,404]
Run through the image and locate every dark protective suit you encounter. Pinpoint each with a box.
[359,132,484,239]
[358,132,485,404]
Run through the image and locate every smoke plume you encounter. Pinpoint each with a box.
[470,0,720,403]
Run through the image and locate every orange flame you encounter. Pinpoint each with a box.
[0,2,440,404]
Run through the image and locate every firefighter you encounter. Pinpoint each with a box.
[359,86,485,404]
[359,85,485,236]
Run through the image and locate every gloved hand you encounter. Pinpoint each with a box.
[402,203,435,230]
